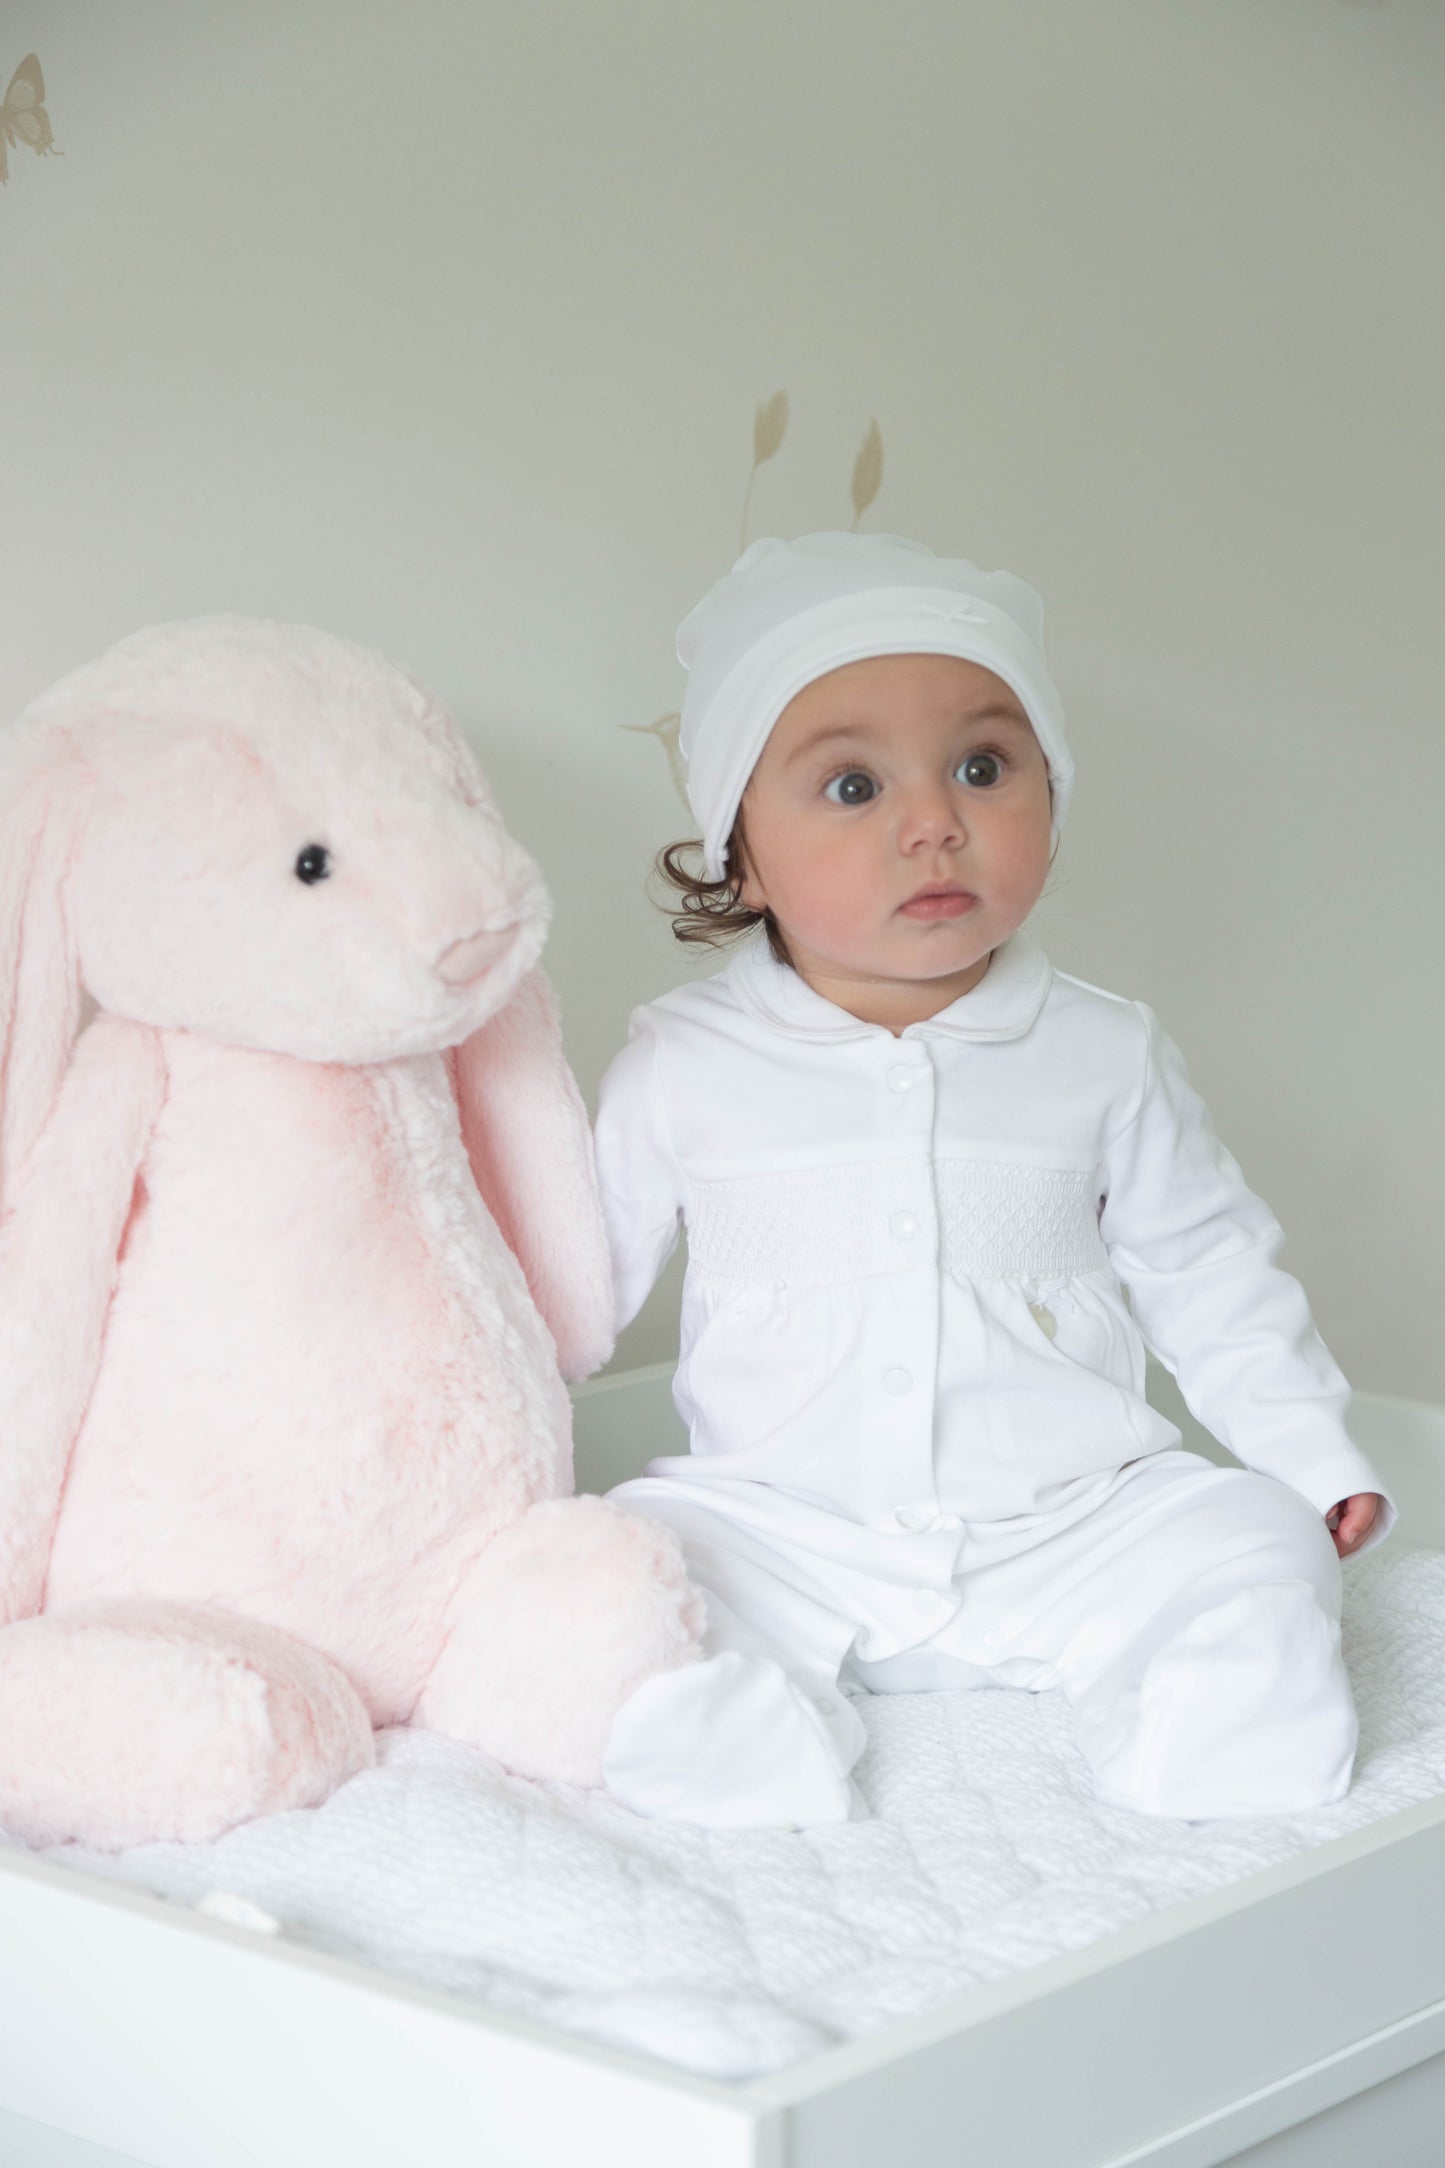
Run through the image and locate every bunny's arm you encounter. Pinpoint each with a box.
[448,966,615,1384]
[0,1013,166,1622]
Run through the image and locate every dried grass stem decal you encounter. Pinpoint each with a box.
[624,713,688,809]
[627,394,887,811]
[851,418,883,529]
[739,389,790,552]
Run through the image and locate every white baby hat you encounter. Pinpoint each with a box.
[675,531,1075,880]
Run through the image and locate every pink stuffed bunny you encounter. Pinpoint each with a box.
[0,616,703,1850]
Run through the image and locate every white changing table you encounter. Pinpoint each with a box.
[1,1369,1443,2168]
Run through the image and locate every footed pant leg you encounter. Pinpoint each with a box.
[600,1484,868,1829]
[1058,1465,1356,1818]
[875,1453,1359,1820]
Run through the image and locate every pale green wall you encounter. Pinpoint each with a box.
[2,0,1440,1394]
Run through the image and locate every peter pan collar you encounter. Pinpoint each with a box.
[723,923,1053,1044]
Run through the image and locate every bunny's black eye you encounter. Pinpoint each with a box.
[294,844,332,885]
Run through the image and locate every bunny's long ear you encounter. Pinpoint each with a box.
[0,726,83,1218]
[448,967,616,1385]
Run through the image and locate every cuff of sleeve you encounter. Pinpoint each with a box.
[1278,1443,1399,1556]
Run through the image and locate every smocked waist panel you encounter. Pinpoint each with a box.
[685,1158,1109,1286]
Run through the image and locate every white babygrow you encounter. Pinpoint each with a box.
[594,926,1397,1827]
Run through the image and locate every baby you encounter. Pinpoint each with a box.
[592,531,1395,1828]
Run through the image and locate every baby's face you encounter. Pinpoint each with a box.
[736,652,1053,1001]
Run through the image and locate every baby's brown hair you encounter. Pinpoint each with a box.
[650,803,794,968]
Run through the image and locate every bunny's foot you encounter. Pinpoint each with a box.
[415,1495,706,1786]
[0,1600,375,1849]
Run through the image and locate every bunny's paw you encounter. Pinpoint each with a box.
[415,1495,706,1786]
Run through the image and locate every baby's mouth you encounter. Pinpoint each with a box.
[898,886,978,921]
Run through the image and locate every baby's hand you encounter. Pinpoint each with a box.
[1324,1493,1383,1557]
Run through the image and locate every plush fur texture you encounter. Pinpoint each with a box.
[0,617,704,1849]
[0,1601,376,1849]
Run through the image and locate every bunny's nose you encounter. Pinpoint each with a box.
[436,926,517,985]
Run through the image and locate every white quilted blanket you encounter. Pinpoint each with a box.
[29,1544,1445,2080]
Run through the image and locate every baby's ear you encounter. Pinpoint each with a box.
[726,819,759,909]
[0,727,84,1214]
[448,967,615,1383]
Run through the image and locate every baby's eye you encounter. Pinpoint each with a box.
[822,769,878,806]
[294,843,332,885]
[956,750,1005,788]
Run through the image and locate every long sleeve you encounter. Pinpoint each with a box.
[592,1011,687,1338]
[1097,1002,1396,1553]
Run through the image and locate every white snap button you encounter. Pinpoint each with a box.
[887,1064,922,1093]
[893,1504,932,1531]
[883,1367,913,1396]
[1028,1301,1058,1340]
[913,1588,941,1614]
[889,1210,919,1240]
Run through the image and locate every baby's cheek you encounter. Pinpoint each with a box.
[992,800,1055,891]
[796,884,882,959]
[770,841,874,942]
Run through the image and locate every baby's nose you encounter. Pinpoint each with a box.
[904,791,964,842]
[435,925,517,985]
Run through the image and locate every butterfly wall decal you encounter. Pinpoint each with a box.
[1,54,59,185]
